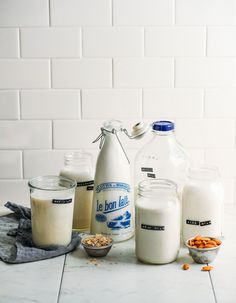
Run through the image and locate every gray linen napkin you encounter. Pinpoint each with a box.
[0,202,81,264]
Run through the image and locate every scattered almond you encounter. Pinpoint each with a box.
[202,265,214,271]
[182,263,190,270]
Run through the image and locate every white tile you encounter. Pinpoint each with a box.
[205,89,236,118]
[221,179,235,204]
[114,0,173,25]
[82,89,142,119]
[143,89,204,118]
[175,119,235,148]
[145,27,206,57]
[52,59,112,88]
[114,58,174,88]
[51,0,111,26]
[21,90,80,119]
[205,149,236,178]
[186,149,205,167]
[0,0,48,26]
[53,120,102,149]
[176,0,236,25]
[0,91,19,119]
[0,29,19,57]
[0,180,29,206]
[83,27,143,57]
[175,58,236,87]
[0,121,52,149]
[208,27,236,56]
[21,28,81,58]
[23,150,65,178]
[0,59,50,89]
[0,151,22,178]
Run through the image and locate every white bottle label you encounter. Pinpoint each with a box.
[94,182,132,231]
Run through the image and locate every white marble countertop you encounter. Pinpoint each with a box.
[0,205,235,303]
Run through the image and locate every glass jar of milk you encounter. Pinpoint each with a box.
[60,151,94,231]
[135,179,180,264]
[28,175,76,247]
[182,167,224,243]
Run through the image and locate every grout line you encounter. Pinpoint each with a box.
[173,0,176,25]
[206,26,208,57]
[51,120,54,149]
[48,0,51,27]
[142,27,145,56]
[112,58,114,88]
[80,89,83,119]
[18,90,21,120]
[21,150,24,179]
[209,271,218,303]
[111,0,114,26]
[56,255,67,303]
[50,58,53,88]
[18,28,22,58]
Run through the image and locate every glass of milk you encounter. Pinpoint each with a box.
[28,175,76,247]
[182,167,224,243]
[135,179,180,264]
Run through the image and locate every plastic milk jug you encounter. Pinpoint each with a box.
[90,120,134,242]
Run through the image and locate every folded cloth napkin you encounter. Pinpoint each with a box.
[0,202,81,264]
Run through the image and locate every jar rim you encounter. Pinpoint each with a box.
[28,175,76,191]
[138,179,177,194]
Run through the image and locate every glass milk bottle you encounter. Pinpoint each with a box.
[135,179,180,264]
[60,151,94,231]
[182,167,224,243]
[91,120,134,242]
[134,121,190,197]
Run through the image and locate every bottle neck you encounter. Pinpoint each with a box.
[153,129,175,136]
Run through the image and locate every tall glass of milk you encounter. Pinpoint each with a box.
[182,167,224,243]
[28,175,76,247]
[60,151,94,231]
[135,179,180,264]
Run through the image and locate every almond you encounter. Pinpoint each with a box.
[202,265,214,271]
[182,263,190,270]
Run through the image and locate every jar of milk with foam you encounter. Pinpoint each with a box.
[60,151,94,231]
[136,179,180,264]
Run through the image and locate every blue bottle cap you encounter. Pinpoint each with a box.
[152,121,174,131]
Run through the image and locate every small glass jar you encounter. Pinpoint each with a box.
[135,179,180,264]
[60,151,94,231]
[28,175,76,247]
[182,167,224,243]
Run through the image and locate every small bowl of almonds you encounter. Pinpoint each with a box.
[82,234,113,257]
[186,235,222,264]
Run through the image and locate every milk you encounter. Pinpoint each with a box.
[31,190,74,247]
[135,195,180,264]
[182,167,224,243]
[60,169,93,231]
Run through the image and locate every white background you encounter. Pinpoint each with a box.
[0,0,236,205]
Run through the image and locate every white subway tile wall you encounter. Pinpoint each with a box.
[0,0,236,204]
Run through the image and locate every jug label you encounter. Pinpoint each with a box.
[52,198,72,204]
[96,182,130,193]
[77,180,94,187]
[141,167,153,172]
[186,219,212,226]
[141,224,165,231]
[147,173,156,178]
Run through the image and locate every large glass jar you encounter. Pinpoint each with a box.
[135,179,180,264]
[60,151,94,231]
[182,167,224,243]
